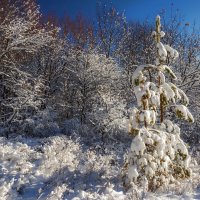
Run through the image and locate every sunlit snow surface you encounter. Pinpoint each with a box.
[0,135,199,200]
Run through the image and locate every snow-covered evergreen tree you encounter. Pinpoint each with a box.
[122,16,194,191]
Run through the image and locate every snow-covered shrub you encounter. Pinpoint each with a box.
[61,118,81,135]
[0,135,82,199]
[122,16,194,191]
[96,92,128,141]
[35,136,81,182]
[0,136,40,198]
[23,109,60,137]
[46,184,67,200]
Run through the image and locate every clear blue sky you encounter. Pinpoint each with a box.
[37,0,200,24]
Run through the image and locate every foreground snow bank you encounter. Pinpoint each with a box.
[0,135,199,199]
[0,135,125,200]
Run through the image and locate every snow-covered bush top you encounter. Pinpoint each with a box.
[123,15,194,191]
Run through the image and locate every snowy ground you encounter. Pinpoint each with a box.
[0,134,199,200]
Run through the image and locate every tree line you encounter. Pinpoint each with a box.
[0,0,199,145]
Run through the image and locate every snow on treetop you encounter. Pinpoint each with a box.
[156,15,160,21]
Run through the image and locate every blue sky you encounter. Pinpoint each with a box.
[37,0,200,24]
